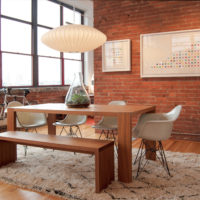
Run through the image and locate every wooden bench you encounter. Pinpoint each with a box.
[0,131,114,193]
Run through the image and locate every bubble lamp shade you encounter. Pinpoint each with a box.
[41,24,107,53]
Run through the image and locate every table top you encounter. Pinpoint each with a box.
[8,103,156,116]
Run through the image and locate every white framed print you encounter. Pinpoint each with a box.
[140,29,200,77]
[102,39,131,72]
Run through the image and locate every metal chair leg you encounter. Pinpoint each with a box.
[76,125,82,138]
[99,130,104,139]
[106,130,109,139]
[158,141,171,176]
[111,130,118,158]
[133,139,143,165]
[134,140,171,178]
[59,126,65,135]
[69,126,73,136]
[24,128,29,156]
[136,140,145,178]
[63,126,69,135]
[24,145,28,156]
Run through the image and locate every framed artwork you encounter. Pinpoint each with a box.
[102,39,131,72]
[140,29,200,77]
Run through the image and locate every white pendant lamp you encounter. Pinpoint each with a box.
[41,24,107,53]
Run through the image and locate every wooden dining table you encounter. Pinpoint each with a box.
[7,103,156,183]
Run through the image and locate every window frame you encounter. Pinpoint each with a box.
[0,0,85,88]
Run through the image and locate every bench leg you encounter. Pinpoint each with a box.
[95,144,114,193]
[0,141,17,167]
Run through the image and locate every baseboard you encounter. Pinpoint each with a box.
[171,132,200,142]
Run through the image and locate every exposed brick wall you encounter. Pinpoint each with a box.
[94,0,200,134]
[0,87,68,105]
[27,88,67,104]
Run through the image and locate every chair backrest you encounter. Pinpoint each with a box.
[100,100,126,126]
[6,101,47,128]
[133,105,182,141]
[5,101,23,113]
[7,101,46,128]
[61,114,87,125]
[6,101,23,127]
[108,101,126,106]
[165,105,182,121]
[17,112,47,128]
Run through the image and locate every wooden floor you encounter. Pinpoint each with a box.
[0,122,200,200]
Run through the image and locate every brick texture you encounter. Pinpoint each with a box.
[0,88,67,105]
[94,0,200,134]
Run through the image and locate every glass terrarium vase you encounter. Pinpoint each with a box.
[65,72,91,108]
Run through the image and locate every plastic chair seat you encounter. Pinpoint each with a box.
[92,124,118,130]
[53,115,87,137]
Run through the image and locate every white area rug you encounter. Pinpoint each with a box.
[0,145,199,200]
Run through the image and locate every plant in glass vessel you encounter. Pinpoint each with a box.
[65,73,91,108]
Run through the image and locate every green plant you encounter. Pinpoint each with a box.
[68,94,90,105]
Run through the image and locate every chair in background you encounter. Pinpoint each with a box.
[132,105,182,177]
[5,101,23,127]
[92,100,126,150]
[53,115,87,137]
[16,109,47,133]
[6,101,47,156]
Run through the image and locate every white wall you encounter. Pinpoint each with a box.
[59,0,94,93]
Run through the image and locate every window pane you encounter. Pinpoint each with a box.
[2,53,32,87]
[63,7,81,25]
[1,0,31,22]
[64,53,81,60]
[64,60,82,85]
[39,57,61,85]
[38,0,60,28]
[1,18,31,53]
[38,27,60,57]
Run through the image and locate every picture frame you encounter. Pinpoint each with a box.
[102,39,131,72]
[140,29,200,77]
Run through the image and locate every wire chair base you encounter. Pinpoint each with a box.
[133,139,171,178]
[59,125,83,138]
[99,129,118,157]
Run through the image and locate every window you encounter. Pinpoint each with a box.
[38,57,61,85]
[1,0,31,22]
[63,7,81,25]
[38,0,60,28]
[1,19,31,53]
[2,53,32,87]
[64,60,82,85]
[0,0,84,87]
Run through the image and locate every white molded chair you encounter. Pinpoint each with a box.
[6,101,47,156]
[53,115,87,137]
[5,101,23,127]
[17,110,47,131]
[132,105,182,177]
[93,100,126,149]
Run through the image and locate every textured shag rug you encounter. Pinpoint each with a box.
[0,145,199,200]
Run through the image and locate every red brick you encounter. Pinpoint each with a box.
[94,0,200,135]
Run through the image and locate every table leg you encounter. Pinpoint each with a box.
[144,140,156,160]
[7,109,16,131]
[48,114,57,135]
[118,113,132,182]
[144,109,156,161]
[5,109,17,163]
